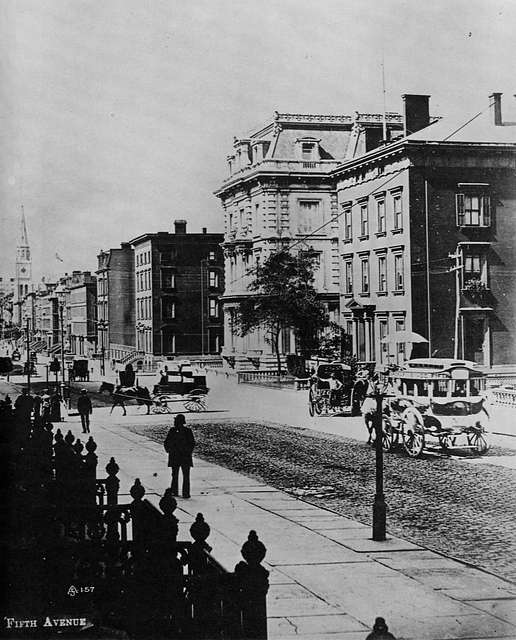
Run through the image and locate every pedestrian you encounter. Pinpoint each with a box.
[14,387,34,425]
[50,389,62,422]
[77,389,92,433]
[163,414,195,499]
[41,389,51,424]
[33,392,42,426]
[366,617,396,640]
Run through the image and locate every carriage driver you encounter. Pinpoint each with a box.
[328,373,343,407]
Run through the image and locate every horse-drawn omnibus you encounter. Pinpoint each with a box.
[379,358,490,457]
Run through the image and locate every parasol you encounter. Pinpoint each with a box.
[381,330,428,344]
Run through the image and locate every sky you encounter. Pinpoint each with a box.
[0,0,515,281]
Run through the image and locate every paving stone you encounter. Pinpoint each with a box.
[267,584,341,618]
[268,613,367,635]
[464,599,516,625]
[331,536,422,553]
[394,613,516,640]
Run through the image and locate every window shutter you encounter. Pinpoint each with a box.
[483,195,491,226]
[456,193,465,226]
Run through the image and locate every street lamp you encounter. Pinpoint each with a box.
[371,381,389,542]
[54,283,67,389]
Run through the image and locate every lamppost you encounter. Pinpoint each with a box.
[371,381,389,542]
[54,283,67,390]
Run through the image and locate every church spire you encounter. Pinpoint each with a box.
[20,205,29,247]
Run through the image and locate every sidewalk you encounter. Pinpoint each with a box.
[64,408,516,640]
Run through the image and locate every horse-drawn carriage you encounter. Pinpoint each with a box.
[308,362,367,416]
[99,361,209,414]
[152,362,208,413]
[378,359,490,457]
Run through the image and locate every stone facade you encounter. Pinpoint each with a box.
[96,244,135,362]
[215,111,404,370]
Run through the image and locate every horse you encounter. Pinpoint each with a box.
[110,386,153,416]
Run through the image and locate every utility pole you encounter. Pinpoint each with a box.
[60,303,65,387]
[200,259,206,356]
[25,318,31,393]
[449,250,463,359]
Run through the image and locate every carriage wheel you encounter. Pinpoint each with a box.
[382,417,394,452]
[314,398,322,415]
[439,435,451,454]
[402,408,425,458]
[308,399,315,416]
[472,433,489,455]
[184,399,204,412]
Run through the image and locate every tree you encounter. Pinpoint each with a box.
[234,250,329,374]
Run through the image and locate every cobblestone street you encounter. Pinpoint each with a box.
[125,417,516,584]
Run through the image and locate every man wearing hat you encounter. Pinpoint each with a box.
[163,414,195,498]
[77,389,93,434]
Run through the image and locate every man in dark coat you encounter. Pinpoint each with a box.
[77,389,93,434]
[163,414,195,498]
[14,388,34,427]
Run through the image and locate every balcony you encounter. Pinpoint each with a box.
[460,279,494,311]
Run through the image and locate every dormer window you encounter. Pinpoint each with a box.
[296,137,320,162]
[302,143,315,160]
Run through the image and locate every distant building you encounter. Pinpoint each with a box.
[62,271,97,357]
[129,220,224,362]
[96,243,135,363]
[215,110,404,369]
[13,208,32,325]
[32,281,59,351]
[333,93,516,367]
[0,277,15,327]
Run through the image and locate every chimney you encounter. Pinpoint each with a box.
[402,94,430,136]
[202,227,207,234]
[174,219,187,234]
[489,92,502,125]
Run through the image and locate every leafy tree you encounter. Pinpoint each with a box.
[234,250,329,374]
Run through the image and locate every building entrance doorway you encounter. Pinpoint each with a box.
[463,317,487,365]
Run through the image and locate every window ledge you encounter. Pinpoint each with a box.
[343,293,353,298]
[376,291,388,296]
[359,235,370,241]
[359,292,371,297]
[342,238,353,244]
[375,231,387,238]
[458,225,491,229]
[392,289,405,295]
[391,228,403,235]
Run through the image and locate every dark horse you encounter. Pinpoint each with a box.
[110,385,152,416]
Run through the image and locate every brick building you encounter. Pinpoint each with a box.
[333,93,516,367]
[129,220,224,360]
[215,110,404,369]
[96,243,135,362]
[62,271,97,357]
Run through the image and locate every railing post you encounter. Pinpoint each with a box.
[234,530,269,639]
[129,478,146,544]
[159,488,179,543]
[83,437,98,508]
[105,457,120,506]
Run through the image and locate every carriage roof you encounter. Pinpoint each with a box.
[316,362,352,377]
[391,358,486,381]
